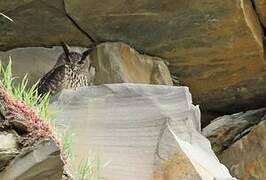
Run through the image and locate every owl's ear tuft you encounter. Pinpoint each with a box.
[62,43,71,62]
[62,43,71,56]
[81,48,93,60]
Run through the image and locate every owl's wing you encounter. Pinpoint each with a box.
[37,65,65,96]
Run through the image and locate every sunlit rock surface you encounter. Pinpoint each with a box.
[203,108,266,154]
[91,42,173,86]
[51,84,234,180]
[219,120,266,179]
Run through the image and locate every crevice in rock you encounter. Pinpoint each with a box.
[240,0,264,49]
[62,0,99,47]
[250,0,266,34]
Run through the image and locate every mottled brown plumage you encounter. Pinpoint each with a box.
[37,45,94,96]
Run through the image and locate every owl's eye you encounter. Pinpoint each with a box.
[77,60,84,64]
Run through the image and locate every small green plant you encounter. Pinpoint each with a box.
[62,132,75,160]
[78,154,109,180]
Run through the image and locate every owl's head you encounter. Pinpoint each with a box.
[56,43,93,72]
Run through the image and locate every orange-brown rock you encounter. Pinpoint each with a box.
[58,0,266,122]
[91,42,173,85]
[252,0,266,29]
[219,120,266,179]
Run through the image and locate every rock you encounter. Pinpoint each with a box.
[1,1,266,124]
[0,133,17,151]
[0,132,19,170]
[51,84,234,179]
[65,0,266,121]
[219,119,266,179]
[91,42,173,85]
[0,0,91,50]
[0,138,64,180]
[203,108,266,154]
[252,0,266,29]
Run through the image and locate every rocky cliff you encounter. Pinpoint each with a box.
[1,0,266,179]
[1,0,266,125]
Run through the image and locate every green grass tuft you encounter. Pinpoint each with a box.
[0,58,51,121]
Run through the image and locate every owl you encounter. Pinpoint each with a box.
[37,44,95,96]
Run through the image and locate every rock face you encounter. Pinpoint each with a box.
[219,120,266,179]
[0,0,91,50]
[91,42,173,85]
[55,0,266,120]
[51,84,234,180]
[203,108,266,154]
[1,0,266,124]
[253,0,266,29]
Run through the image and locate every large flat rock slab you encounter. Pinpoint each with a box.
[51,84,234,180]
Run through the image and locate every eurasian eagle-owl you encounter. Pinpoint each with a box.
[37,44,95,96]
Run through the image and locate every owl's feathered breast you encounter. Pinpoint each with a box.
[38,64,90,96]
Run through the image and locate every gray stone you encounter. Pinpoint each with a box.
[0,133,17,151]
[0,138,64,180]
[0,132,18,170]
[51,84,234,180]
[203,108,266,154]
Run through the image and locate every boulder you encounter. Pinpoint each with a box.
[219,120,266,179]
[203,108,266,154]
[0,138,64,180]
[91,42,173,85]
[51,84,234,180]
